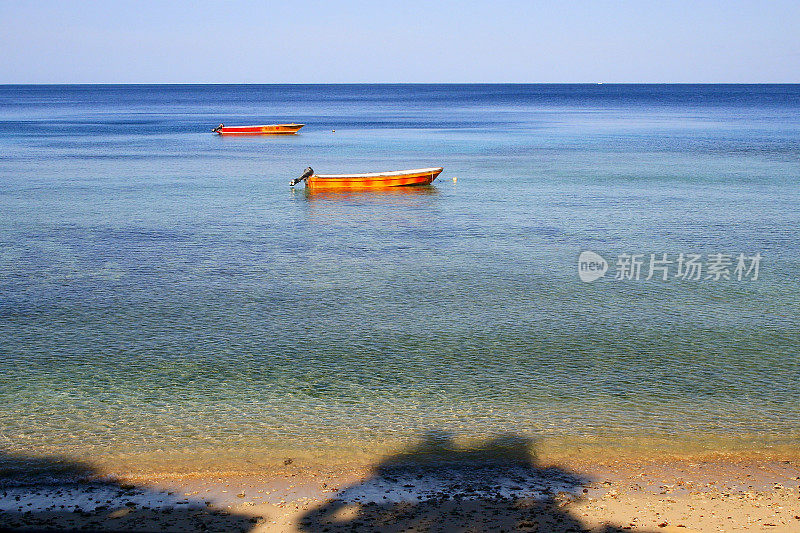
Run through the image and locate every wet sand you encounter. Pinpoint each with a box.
[2,458,799,532]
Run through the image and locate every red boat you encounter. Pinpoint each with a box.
[290,167,443,190]
[212,123,304,135]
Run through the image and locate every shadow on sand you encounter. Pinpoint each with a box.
[0,451,257,532]
[298,431,639,533]
[2,434,653,532]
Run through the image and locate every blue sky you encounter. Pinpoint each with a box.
[1,0,798,83]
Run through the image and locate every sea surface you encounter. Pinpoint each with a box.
[1,84,799,476]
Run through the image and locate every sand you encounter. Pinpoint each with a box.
[1,458,799,532]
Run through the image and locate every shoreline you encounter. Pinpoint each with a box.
[5,433,800,482]
[2,456,799,531]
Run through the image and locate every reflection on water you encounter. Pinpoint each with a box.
[294,185,441,227]
[297,185,440,202]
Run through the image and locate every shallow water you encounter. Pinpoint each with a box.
[1,84,799,474]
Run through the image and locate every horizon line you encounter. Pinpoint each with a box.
[3,82,800,86]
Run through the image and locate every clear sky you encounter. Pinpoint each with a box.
[1,0,799,83]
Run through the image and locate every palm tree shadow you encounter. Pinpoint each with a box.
[0,450,257,532]
[299,431,635,533]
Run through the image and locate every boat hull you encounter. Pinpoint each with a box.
[215,123,304,135]
[306,167,443,190]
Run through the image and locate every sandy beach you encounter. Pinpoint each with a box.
[2,441,799,532]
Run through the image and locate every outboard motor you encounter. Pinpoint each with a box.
[290,167,314,187]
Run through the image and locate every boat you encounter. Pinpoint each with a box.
[290,167,443,189]
[212,123,304,135]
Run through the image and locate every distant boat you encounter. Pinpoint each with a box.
[212,123,304,135]
[290,167,443,189]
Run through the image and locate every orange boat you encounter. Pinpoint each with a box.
[212,123,304,135]
[290,167,443,190]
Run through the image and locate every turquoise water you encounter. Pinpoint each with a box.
[1,85,799,471]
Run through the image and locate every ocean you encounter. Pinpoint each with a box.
[1,84,798,476]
